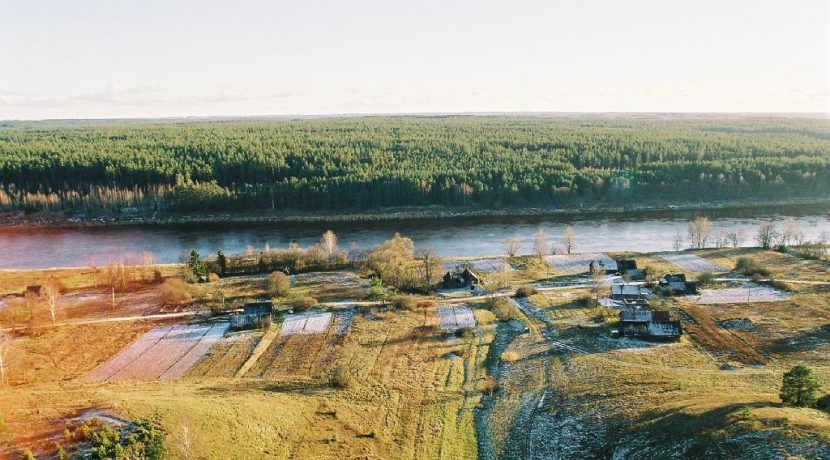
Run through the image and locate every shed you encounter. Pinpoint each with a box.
[661,273,697,295]
[232,300,274,330]
[243,300,273,316]
[615,259,638,272]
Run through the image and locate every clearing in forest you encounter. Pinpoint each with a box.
[437,305,476,331]
[83,322,229,382]
[659,252,728,272]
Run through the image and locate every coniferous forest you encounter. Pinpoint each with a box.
[0,116,828,214]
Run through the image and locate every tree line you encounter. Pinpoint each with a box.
[1,116,828,213]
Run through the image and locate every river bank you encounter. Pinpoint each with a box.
[2,196,830,230]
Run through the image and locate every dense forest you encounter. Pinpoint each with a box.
[0,116,828,214]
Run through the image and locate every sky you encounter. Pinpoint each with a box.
[0,0,828,120]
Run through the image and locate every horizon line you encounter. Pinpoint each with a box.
[2,110,829,124]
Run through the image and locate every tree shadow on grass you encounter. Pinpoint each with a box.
[761,323,830,356]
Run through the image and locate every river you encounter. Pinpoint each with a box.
[1,205,828,269]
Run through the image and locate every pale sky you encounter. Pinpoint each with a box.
[0,0,828,119]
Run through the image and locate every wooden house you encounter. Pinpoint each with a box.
[589,259,618,275]
[615,259,646,280]
[619,307,681,341]
[442,268,480,289]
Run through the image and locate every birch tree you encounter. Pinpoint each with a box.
[41,282,61,325]
[564,225,576,254]
[533,230,549,261]
[688,217,713,249]
[781,218,799,247]
[321,230,338,262]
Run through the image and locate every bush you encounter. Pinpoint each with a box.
[288,296,318,311]
[735,257,770,277]
[456,327,474,339]
[490,298,514,321]
[332,364,354,388]
[515,286,538,298]
[207,272,220,282]
[696,272,716,286]
[817,394,830,412]
[780,365,821,407]
[267,271,291,297]
[766,277,792,292]
[392,295,419,311]
[501,351,520,362]
[159,278,193,305]
[577,295,594,307]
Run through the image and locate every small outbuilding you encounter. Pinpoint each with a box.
[611,283,645,301]
[661,273,698,295]
[232,300,274,330]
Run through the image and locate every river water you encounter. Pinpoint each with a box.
[1,205,828,269]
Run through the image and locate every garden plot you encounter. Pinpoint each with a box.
[331,309,354,335]
[160,323,229,380]
[659,252,727,272]
[85,323,230,382]
[696,284,789,304]
[279,312,333,336]
[438,305,476,331]
[443,258,513,273]
[544,253,617,274]
[291,271,371,301]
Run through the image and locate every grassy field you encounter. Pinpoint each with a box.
[1,247,829,458]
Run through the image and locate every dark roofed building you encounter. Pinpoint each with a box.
[442,268,480,289]
[232,300,274,330]
[661,273,698,295]
[619,308,681,341]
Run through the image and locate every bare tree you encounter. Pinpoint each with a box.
[687,217,713,249]
[590,263,605,304]
[755,221,778,249]
[564,225,576,254]
[174,418,200,460]
[533,230,549,261]
[672,231,684,251]
[0,332,7,386]
[23,289,37,322]
[502,236,522,257]
[415,247,441,290]
[321,230,338,262]
[780,218,799,247]
[140,251,155,282]
[41,282,61,325]
[727,228,747,248]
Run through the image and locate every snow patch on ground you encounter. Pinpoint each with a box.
[697,284,789,304]
[545,253,617,274]
[280,312,333,335]
[659,252,727,272]
[438,305,476,330]
[443,258,513,273]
